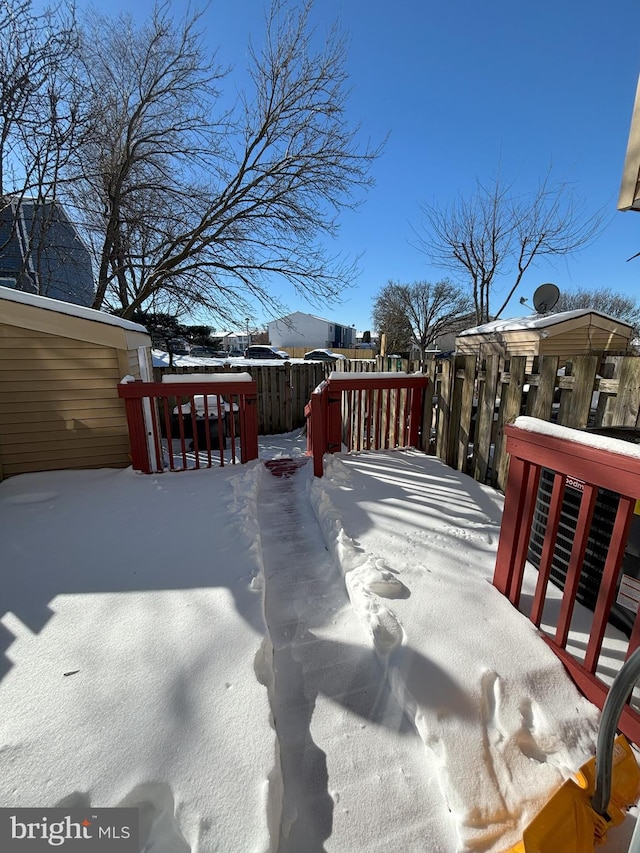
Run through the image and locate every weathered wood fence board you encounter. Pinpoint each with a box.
[563,356,599,429]
[611,357,640,427]
[422,354,640,492]
[495,356,527,491]
[473,353,500,483]
[154,362,329,435]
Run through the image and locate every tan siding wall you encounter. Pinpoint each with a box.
[127,349,142,379]
[539,328,631,357]
[458,324,631,368]
[456,335,496,356]
[0,324,131,478]
[457,335,539,369]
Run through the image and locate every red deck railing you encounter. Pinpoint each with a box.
[304,372,430,477]
[118,376,259,473]
[493,417,640,744]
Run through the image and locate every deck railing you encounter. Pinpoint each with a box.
[305,372,430,477]
[118,374,259,473]
[493,416,640,743]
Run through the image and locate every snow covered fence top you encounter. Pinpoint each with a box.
[514,416,640,462]
[161,371,254,384]
[328,370,422,381]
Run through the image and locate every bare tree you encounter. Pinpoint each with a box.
[372,285,413,356]
[372,279,472,361]
[551,286,640,334]
[415,171,602,324]
[0,0,87,299]
[63,0,379,320]
[0,0,79,197]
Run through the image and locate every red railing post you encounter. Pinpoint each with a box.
[327,389,343,453]
[407,383,425,448]
[508,461,542,606]
[493,454,530,597]
[555,484,597,648]
[308,384,328,477]
[240,393,259,463]
[530,472,567,626]
[121,384,152,474]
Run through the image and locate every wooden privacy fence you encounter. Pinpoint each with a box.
[118,375,259,473]
[149,353,640,484]
[492,418,640,744]
[426,353,640,492]
[153,358,407,434]
[154,362,328,434]
[305,373,430,477]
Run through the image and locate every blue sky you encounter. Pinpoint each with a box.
[72,0,640,331]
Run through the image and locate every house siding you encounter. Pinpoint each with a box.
[456,312,633,371]
[0,325,136,478]
[268,311,356,349]
[538,327,630,357]
[0,198,94,307]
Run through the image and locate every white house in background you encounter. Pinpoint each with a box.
[217,331,251,351]
[268,311,356,349]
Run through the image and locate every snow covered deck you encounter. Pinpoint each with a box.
[0,438,636,852]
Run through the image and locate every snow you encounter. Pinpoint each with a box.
[0,436,637,852]
[457,309,633,337]
[152,349,230,368]
[152,350,311,368]
[0,284,148,333]
[515,415,640,461]
[161,372,254,384]
[328,370,418,380]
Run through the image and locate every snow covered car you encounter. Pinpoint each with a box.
[303,349,346,362]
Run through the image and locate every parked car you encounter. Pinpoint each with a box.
[227,349,245,357]
[303,349,347,362]
[190,346,219,358]
[244,345,290,359]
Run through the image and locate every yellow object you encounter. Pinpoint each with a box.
[508,735,640,853]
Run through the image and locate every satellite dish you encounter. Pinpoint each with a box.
[532,283,560,314]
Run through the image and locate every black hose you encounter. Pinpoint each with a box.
[591,646,640,817]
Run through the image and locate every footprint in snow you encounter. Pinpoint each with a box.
[366,573,410,599]
[480,670,507,748]
[364,559,409,598]
[515,698,559,764]
[369,604,404,654]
